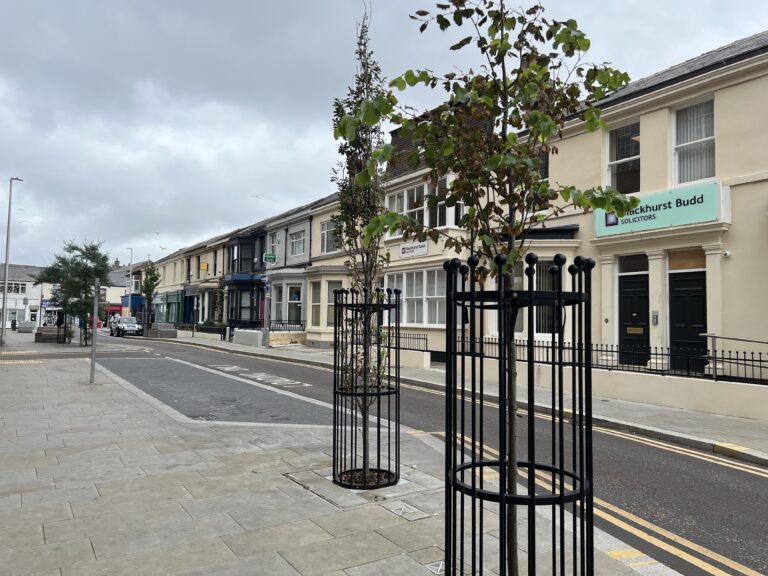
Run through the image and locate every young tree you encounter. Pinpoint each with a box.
[35,241,111,339]
[140,260,162,334]
[214,278,225,323]
[336,1,640,570]
[331,13,390,485]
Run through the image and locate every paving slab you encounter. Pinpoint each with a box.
[61,538,238,576]
[90,513,242,560]
[345,553,433,576]
[44,502,190,543]
[313,506,406,538]
[222,519,333,558]
[0,538,94,575]
[279,531,404,575]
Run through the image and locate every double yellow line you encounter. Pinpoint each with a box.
[445,432,763,576]
[402,382,768,480]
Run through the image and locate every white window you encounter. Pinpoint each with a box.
[287,285,302,322]
[406,185,425,226]
[426,270,446,324]
[385,269,446,326]
[326,280,343,327]
[320,220,338,253]
[675,100,714,184]
[608,122,640,194]
[389,178,463,232]
[289,231,305,256]
[427,178,448,227]
[310,282,321,326]
[272,285,283,321]
[269,232,278,256]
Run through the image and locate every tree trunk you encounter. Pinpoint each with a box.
[506,335,519,576]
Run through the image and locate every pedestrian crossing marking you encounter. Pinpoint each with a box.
[211,367,312,388]
[208,364,244,372]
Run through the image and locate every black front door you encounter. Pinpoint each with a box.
[618,275,650,365]
[669,271,707,373]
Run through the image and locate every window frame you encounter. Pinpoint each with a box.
[272,285,283,322]
[289,231,305,257]
[673,99,715,185]
[385,268,447,327]
[387,177,464,236]
[310,281,321,327]
[320,220,339,254]
[606,121,641,194]
[287,284,302,322]
[326,280,343,327]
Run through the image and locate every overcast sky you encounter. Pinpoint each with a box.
[1,0,766,267]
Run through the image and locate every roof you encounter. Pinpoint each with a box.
[599,29,768,108]
[0,263,45,283]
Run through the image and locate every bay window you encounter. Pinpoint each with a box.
[310,282,321,326]
[385,269,447,326]
[287,285,302,322]
[326,280,343,326]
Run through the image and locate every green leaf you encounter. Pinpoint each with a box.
[450,36,473,50]
[389,76,406,91]
[404,69,418,86]
[342,115,357,141]
[362,100,382,126]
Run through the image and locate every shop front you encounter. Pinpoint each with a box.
[593,182,730,371]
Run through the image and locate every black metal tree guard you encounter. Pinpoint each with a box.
[332,287,401,489]
[444,253,595,575]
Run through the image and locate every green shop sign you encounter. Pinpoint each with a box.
[595,182,727,237]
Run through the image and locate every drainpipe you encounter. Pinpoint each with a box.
[307,214,313,267]
[284,227,288,267]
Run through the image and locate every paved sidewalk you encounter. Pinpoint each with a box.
[0,335,677,575]
[134,331,768,467]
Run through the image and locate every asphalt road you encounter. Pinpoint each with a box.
[91,340,767,576]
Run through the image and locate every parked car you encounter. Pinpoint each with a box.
[111,317,142,337]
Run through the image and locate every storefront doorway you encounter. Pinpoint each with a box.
[669,271,707,373]
[618,255,650,365]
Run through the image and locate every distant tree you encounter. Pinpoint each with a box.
[336,1,640,571]
[331,13,388,291]
[331,12,390,485]
[34,241,111,335]
[140,260,161,333]
[214,278,225,323]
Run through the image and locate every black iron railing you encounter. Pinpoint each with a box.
[228,319,264,331]
[454,336,768,386]
[385,331,427,352]
[270,320,305,332]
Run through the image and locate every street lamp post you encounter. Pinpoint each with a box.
[126,247,133,317]
[1,177,23,347]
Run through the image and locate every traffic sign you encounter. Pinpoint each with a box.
[263,253,277,263]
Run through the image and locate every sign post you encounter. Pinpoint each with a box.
[263,276,271,348]
[90,279,99,384]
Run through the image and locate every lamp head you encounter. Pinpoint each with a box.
[10,177,23,183]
